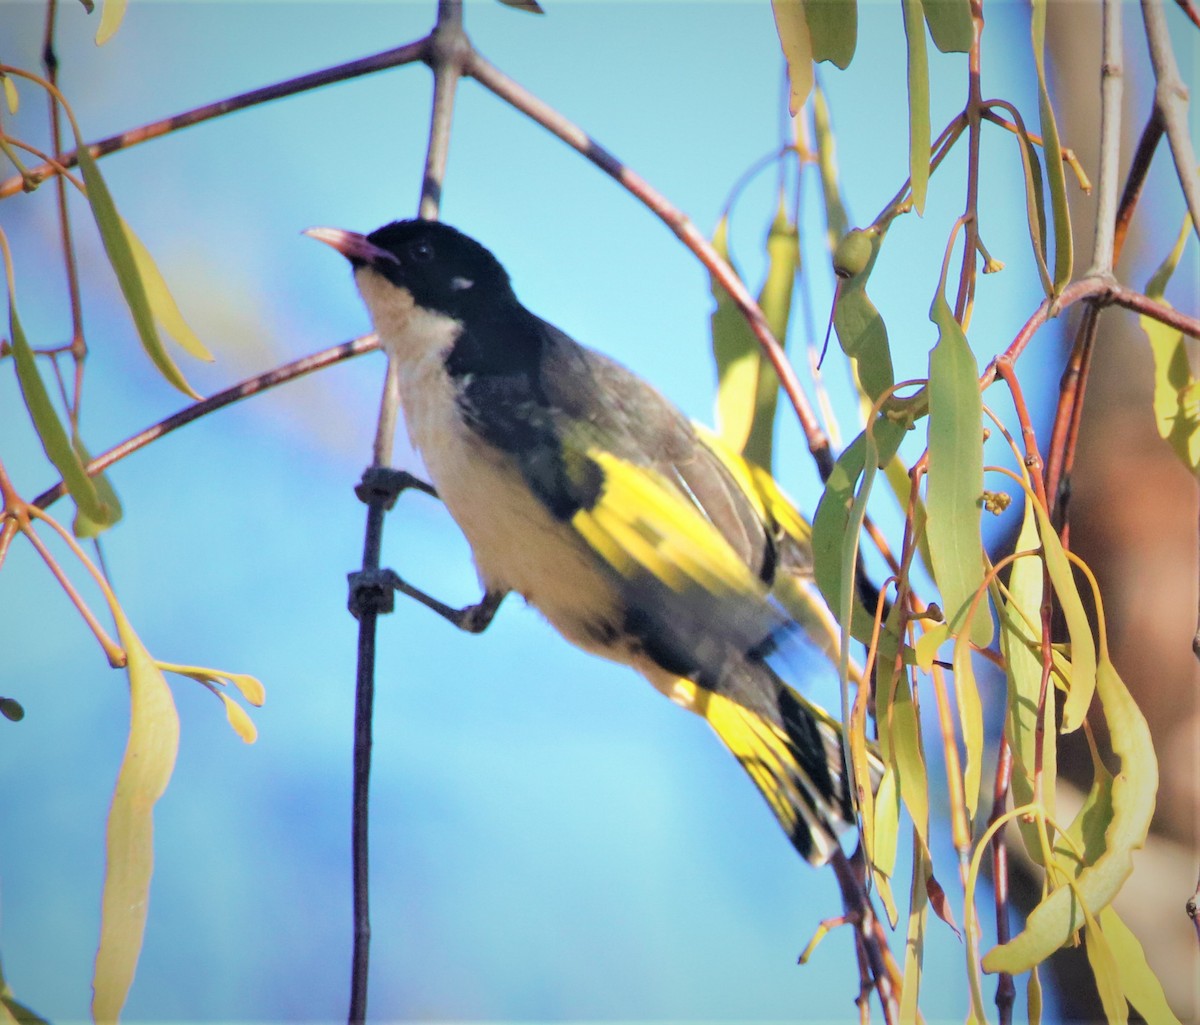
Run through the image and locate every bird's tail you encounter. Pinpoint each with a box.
[665,668,880,865]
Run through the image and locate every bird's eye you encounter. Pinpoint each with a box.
[408,240,434,263]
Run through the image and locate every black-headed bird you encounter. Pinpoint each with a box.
[308,219,866,865]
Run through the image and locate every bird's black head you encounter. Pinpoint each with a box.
[355,219,518,322]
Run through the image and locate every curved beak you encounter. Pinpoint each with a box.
[303,227,398,267]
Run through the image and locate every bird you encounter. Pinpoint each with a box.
[307,218,869,865]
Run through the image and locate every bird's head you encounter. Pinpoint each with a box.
[306,219,519,340]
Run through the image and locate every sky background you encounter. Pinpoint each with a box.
[0,2,1194,1023]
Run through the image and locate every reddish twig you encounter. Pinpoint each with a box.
[32,336,380,512]
[1112,108,1165,263]
[988,735,1016,1025]
[953,1,986,325]
[0,39,432,201]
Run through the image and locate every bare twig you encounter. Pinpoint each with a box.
[1172,0,1200,31]
[0,39,431,201]
[31,336,380,512]
[953,1,986,326]
[989,736,1016,1025]
[1112,107,1165,262]
[1141,0,1200,244]
[1090,0,1125,277]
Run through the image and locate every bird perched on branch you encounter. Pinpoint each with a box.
[308,218,870,864]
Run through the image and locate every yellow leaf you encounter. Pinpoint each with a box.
[998,516,1057,863]
[219,693,258,744]
[92,609,180,1023]
[122,220,214,362]
[1031,500,1095,732]
[1098,906,1180,1025]
[95,0,127,44]
[772,0,815,115]
[982,656,1157,973]
[2,74,17,116]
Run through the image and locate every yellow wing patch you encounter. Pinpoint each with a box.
[571,448,766,600]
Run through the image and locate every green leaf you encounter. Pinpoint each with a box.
[899,835,928,1025]
[710,215,760,456]
[951,625,985,818]
[92,607,180,1023]
[811,83,849,253]
[744,201,799,469]
[926,290,991,648]
[73,136,202,399]
[1031,499,1095,733]
[122,219,214,362]
[1098,907,1181,1025]
[922,0,973,52]
[1140,217,1198,474]
[812,418,907,645]
[1004,111,1053,295]
[1083,904,1129,1025]
[95,0,127,44]
[1030,0,1073,294]
[901,0,931,215]
[772,0,815,114]
[71,432,123,538]
[983,656,1157,973]
[831,227,895,404]
[998,510,1057,863]
[802,0,856,69]
[7,291,109,528]
[1028,965,1043,1025]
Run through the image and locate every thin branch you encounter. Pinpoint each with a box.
[1090,0,1125,277]
[0,38,431,201]
[418,1,466,219]
[41,0,86,424]
[989,736,1016,1025]
[1112,106,1165,263]
[32,335,380,512]
[953,1,986,326]
[463,51,835,478]
[1141,0,1200,245]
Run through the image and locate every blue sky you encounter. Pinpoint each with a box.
[1,2,1192,1022]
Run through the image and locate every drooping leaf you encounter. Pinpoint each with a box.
[772,0,815,114]
[951,625,985,818]
[922,0,973,52]
[812,418,907,645]
[744,201,799,469]
[95,0,127,44]
[1,73,17,116]
[122,219,214,362]
[73,136,202,399]
[926,288,991,648]
[831,227,895,404]
[1140,217,1198,474]
[900,0,931,215]
[495,0,545,11]
[810,83,849,252]
[998,508,1057,863]
[802,0,856,68]
[1082,901,1129,1024]
[71,432,123,538]
[899,834,928,1025]
[8,290,109,528]
[1098,907,1181,1025]
[92,607,180,1023]
[1030,0,1073,294]
[983,655,1157,973]
[710,215,761,455]
[1031,499,1095,732]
